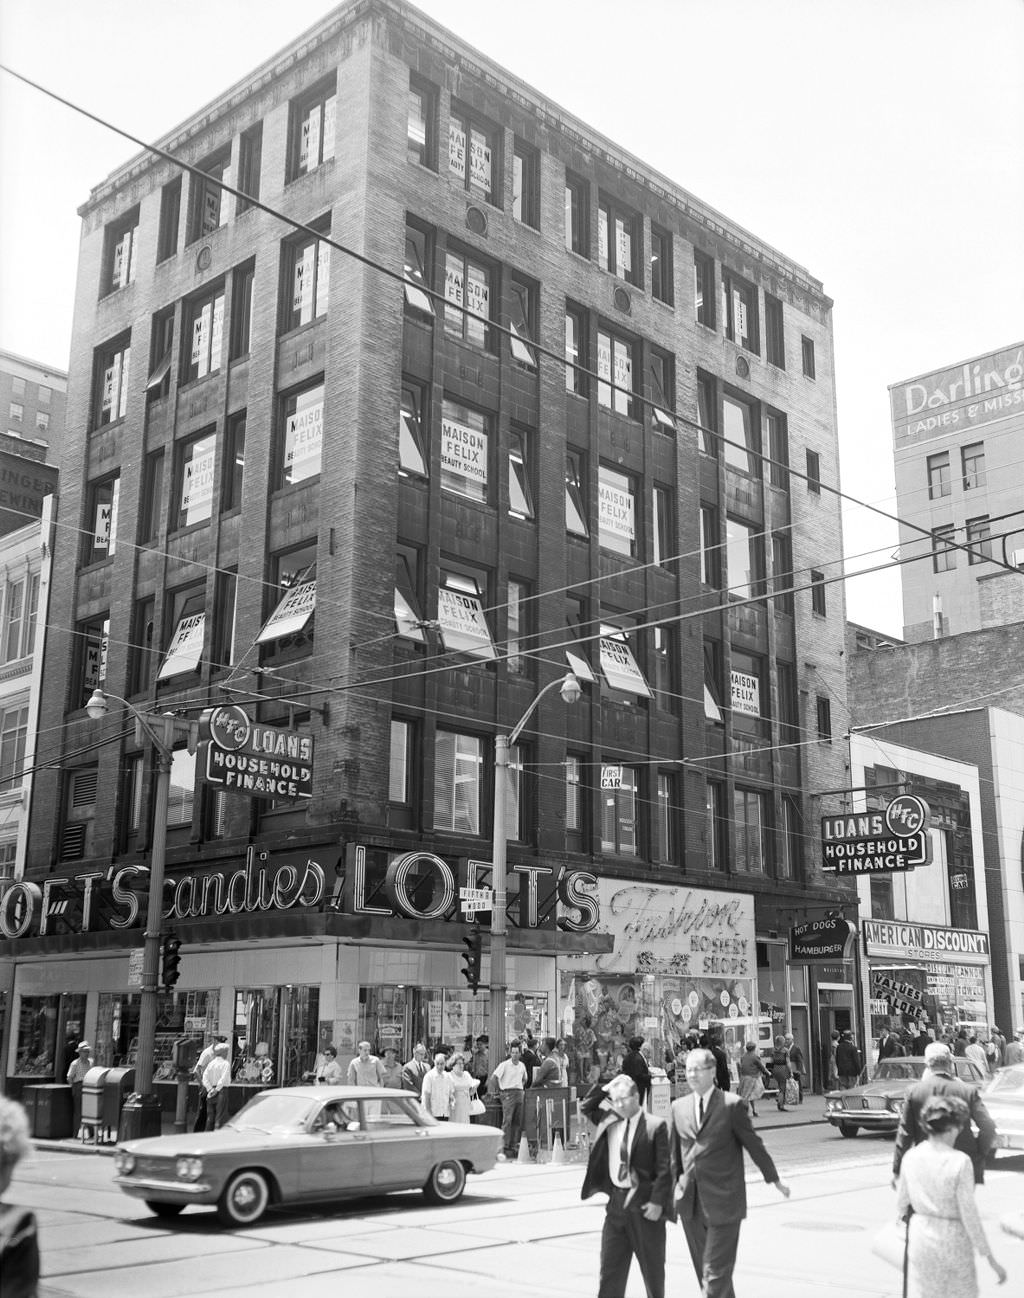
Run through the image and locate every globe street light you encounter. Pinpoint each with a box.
[86,687,191,1139]
[489,672,581,1073]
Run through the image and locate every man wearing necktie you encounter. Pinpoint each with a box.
[581,1074,674,1298]
[672,1048,791,1297]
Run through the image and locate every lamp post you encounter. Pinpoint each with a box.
[489,672,580,1074]
[86,687,190,1139]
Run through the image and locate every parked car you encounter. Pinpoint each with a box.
[113,1086,501,1225]
[824,1057,986,1138]
[983,1063,1024,1155]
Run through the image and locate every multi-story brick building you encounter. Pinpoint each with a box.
[5,0,852,1107]
[0,350,64,538]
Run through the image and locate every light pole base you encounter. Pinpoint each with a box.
[117,1093,163,1141]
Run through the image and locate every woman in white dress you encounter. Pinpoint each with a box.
[895,1095,1006,1298]
[449,1054,479,1124]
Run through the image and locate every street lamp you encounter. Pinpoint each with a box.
[489,672,581,1073]
[86,687,192,1139]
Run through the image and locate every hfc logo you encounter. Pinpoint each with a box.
[885,795,929,836]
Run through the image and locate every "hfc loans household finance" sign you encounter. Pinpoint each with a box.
[821,795,932,875]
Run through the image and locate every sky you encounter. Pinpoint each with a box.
[1,0,1022,637]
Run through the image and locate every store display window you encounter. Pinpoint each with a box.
[233,984,319,1087]
[13,992,86,1078]
[96,989,219,1078]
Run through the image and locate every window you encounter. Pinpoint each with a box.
[2,575,39,663]
[290,79,337,179]
[236,123,263,214]
[167,748,196,828]
[932,526,956,573]
[597,327,637,417]
[721,271,758,352]
[700,506,721,586]
[403,221,435,317]
[961,443,985,491]
[103,207,139,294]
[448,103,499,204]
[11,377,25,399]
[408,75,438,168]
[188,146,231,242]
[157,176,181,262]
[277,380,324,487]
[93,336,131,427]
[801,335,816,378]
[652,485,672,567]
[780,797,801,879]
[565,306,587,396]
[182,285,225,383]
[172,429,217,530]
[61,767,97,861]
[706,780,726,870]
[8,403,22,424]
[597,196,639,284]
[601,764,639,856]
[649,347,676,431]
[726,517,765,599]
[506,579,531,675]
[83,475,120,564]
[259,543,316,655]
[212,569,238,669]
[38,385,51,406]
[696,372,718,455]
[75,614,109,708]
[508,276,538,367]
[771,532,795,615]
[513,140,539,227]
[870,875,895,922]
[966,516,992,564]
[734,788,767,872]
[0,841,16,882]
[816,695,832,742]
[810,569,827,616]
[229,261,255,359]
[437,565,496,660]
[926,451,950,499]
[440,397,489,501]
[508,426,535,519]
[694,250,715,328]
[652,626,677,713]
[806,448,821,494]
[598,465,636,556]
[650,225,673,304]
[765,293,785,368]
[281,223,330,332]
[434,731,483,834]
[395,545,425,643]
[158,585,206,681]
[444,247,492,348]
[389,719,414,804]
[653,772,676,862]
[565,172,589,255]
[565,755,584,837]
[139,451,164,542]
[128,597,155,695]
[35,411,49,433]
[767,411,789,489]
[599,623,651,700]
[722,393,759,476]
[399,381,428,479]
[566,450,589,537]
[146,306,174,400]
[730,651,764,724]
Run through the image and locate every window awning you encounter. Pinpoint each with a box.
[704,684,723,723]
[509,322,537,368]
[157,613,206,680]
[437,588,496,660]
[395,587,426,641]
[256,581,316,645]
[404,278,435,316]
[145,350,172,391]
[599,636,651,697]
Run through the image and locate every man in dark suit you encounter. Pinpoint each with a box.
[892,1040,996,1185]
[581,1074,674,1298]
[672,1048,790,1298]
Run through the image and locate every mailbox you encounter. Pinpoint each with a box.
[80,1067,111,1140]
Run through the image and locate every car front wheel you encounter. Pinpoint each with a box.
[423,1158,466,1204]
[218,1169,271,1225]
[145,1200,184,1219]
[838,1121,860,1138]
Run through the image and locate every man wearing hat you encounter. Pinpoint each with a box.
[192,1035,227,1131]
[893,1040,996,1185]
[202,1041,232,1131]
[66,1041,94,1138]
[835,1030,862,1089]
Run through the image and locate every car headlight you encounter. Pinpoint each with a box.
[114,1150,135,1175]
[175,1156,203,1182]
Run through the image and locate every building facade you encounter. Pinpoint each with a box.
[0,351,64,539]
[6,0,851,1107]
[891,340,1024,641]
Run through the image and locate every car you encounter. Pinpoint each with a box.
[982,1063,1024,1154]
[823,1057,987,1138]
[112,1085,502,1226]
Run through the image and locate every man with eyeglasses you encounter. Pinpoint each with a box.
[672,1048,790,1297]
[580,1073,674,1298]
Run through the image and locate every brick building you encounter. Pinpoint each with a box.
[4,0,852,1106]
[0,350,64,538]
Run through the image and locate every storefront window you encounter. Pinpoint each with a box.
[14,992,86,1078]
[96,989,219,1077]
[357,984,548,1061]
[233,985,319,1087]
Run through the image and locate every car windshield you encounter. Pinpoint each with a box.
[228,1093,319,1133]
[873,1061,925,1082]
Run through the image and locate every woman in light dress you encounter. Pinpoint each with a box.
[736,1042,770,1117]
[449,1054,479,1124]
[895,1095,1006,1298]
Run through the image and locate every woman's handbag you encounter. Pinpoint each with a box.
[469,1096,486,1116]
[784,1077,800,1106]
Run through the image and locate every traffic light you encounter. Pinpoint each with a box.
[161,932,182,990]
[461,925,482,993]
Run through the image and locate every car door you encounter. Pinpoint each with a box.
[298,1099,372,1201]
[365,1095,435,1189]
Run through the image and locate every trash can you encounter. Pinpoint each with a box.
[80,1067,110,1140]
[23,1084,74,1140]
[103,1067,136,1136]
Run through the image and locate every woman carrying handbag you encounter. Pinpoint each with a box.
[736,1042,770,1117]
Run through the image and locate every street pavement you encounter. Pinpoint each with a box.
[14,1100,1024,1297]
